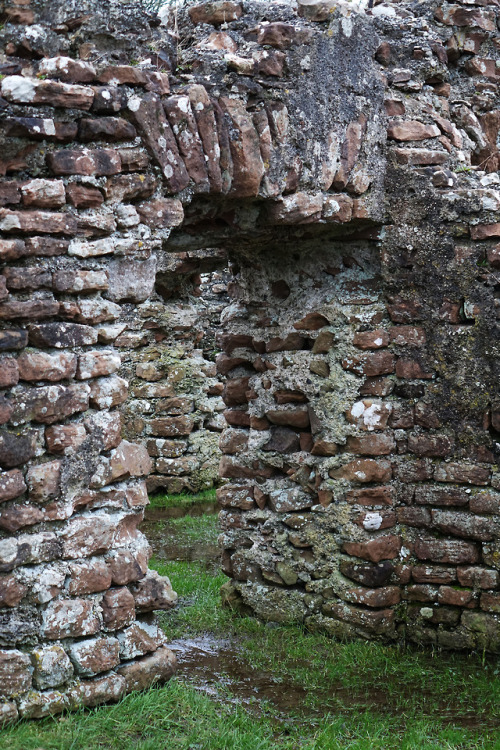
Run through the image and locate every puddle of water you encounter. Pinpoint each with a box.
[141,520,220,565]
[169,636,308,715]
[167,636,500,729]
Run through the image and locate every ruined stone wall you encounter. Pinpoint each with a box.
[1,0,500,723]
[218,0,500,652]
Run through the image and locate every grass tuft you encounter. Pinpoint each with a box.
[148,488,217,510]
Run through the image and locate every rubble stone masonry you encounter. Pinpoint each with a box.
[0,0,500,721]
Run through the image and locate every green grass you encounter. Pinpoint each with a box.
[4,514,500,749]
[148,488,217,510]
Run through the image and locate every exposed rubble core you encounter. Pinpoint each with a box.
[1,0,500,721]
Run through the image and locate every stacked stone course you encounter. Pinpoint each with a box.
[1,0,500,722]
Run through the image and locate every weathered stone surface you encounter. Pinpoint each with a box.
[117,646,176,692]
[106,257,157,303]
[0,649,32,698]
[129,93,189,193]
[17,352,77,382]
[129,571,177,612]
[0,470,27,503]
[42,598,100,639]
[1,76,94,109]
[32,645,73,690]
[101,587,136,630]
[69,637,120,677]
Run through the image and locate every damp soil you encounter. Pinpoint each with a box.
[167,635,498,730]
[142,507,500,732]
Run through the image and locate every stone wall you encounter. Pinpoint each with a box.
[1,0,500,723]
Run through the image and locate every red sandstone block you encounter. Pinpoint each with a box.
[106,547,149,586]
[387,120,440,141]
[11,383,90,425]
[330,459,392,483]
[47,149,121,176]
[3,267,52,291]
[76,351,121,379]
[0,182,21,207]
[434,462,490,485]
[394,149,447,166]
[0,239,27,262]
[0,298,60,321]
[0,357,19,388]
[431,509,497,541]
[266,333,306,352]
[65,183,104,209]
[470,492,500,514]
[109,441,152,481]
[89,376,128,409]
[117,646,176,693]
[4,117,78,142]
[217,485,255,510]
[406,584,439,602]
[45,424,87,454]
[389,326,426,347]
[130,570,177,612]
[345,486,394,506]
[0,470,26,503]
[486,245,500,268]
[68,560,112,595]
[1,76,94,109]
[408,434,454,458]
[387,299,424,323]
[0,649,32,698]
[458,566,499,589]
[396,506,431,527]
[356,509,396,531]
[346,433,395,456]
[266,408,310,429]
[42,598,100,639]
[0,574,27,608]
[38,56,96,83]
[117,622,162,660]
[78,117,137,142]
[353,329,389,350]
[150,416,194,437]
[343,585,400,608]
[438,586,477,608]
[136,198,184,228]
[480,592,500,613]
[26,460,61,502]
[412,565,456,584]
[396,359,434,379]
[342,351,395,377]
[189,1,242,24]
[414,538,479,564]
[53,269,108,293]
[0,209,76,236]
[17,351,77,382]
[414,485,469,506]
[69,637,120,677]
[29,322,98,349]
[20,179,66,208]
[346,400,392,431]
[434,5,496,32]
[470,223,500,240]
[321,600,395,635]
[343,535,401,563]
